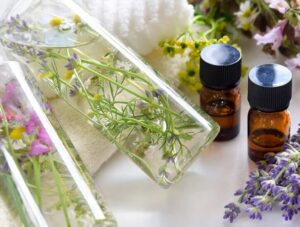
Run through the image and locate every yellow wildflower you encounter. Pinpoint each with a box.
[73,15,81,24]
[186,41,194,49]
[242,23,252,31]
[93,94,102,102]
[219,36,230,44]
[242,8,252,17]
[38,71,54,79]
[10,127,25,140]
[64,70,74,80]
[50,16,63,27]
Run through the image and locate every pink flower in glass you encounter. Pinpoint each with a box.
[285,54,300,70]
[254,20,287,50]
[264,0,289,14]
[0,109,15,121]
[38,128,52,146]
[1,81,26,121]
[25,112,41,133]
[30,139,51,156]
[2,81,17,107]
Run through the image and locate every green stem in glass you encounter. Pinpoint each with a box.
[48,153,71,227]
[33,156,42,207]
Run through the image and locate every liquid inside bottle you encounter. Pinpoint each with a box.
[200,87,241,141]
[248,128,288,162]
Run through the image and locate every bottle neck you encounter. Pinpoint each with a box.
[249,106,289,114]
[203,84,240,91]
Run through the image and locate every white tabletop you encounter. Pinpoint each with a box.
[94,38,300,227]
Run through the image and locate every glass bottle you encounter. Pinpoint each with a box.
[0,0,219,187]
[200,44,241,141]
[248,64,292,162]
[0,61,116,227]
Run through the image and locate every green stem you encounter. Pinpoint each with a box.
[48,153,71,227]
[4,175,31,227]
[81,65,181,118]
[33,156,42,207]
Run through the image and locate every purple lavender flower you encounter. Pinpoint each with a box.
[69,81,80,96]
[145,89,152,98]
[224,124,300,223]
[281,205,298,221]
[245,206,262,220]
[7,15,31,33]
[152,88,164,98]
[251,195,273,211]
[234,189,244,196]
[167,135,174,143]
[65,53,79,70]
[223,203,241,223]
[261,179,276,191]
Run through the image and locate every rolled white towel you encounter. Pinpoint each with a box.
[82,0,194,55]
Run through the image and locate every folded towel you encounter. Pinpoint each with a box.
[81,0,194,55]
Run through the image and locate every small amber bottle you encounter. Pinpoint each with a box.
[248,64,292,162]
[200,44,242,141]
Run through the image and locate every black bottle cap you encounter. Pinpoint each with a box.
[200,44,242,90]
[248,64,292,112]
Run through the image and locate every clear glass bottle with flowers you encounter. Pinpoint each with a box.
[0,61,116,226]
[0,0,219,187]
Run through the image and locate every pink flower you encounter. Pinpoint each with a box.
[0,109,16,122]
[30,139,51,156]
[254,20,287,50]
[25,112,41,133]
[264,0,289,14]
[285,54,300,70]
[30,129,52,156]
[2,81,18,106]
[38,128,52,146]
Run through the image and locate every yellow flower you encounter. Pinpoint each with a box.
[38,71,54,79]
[64,70,74,80]
[242,23,252,31]
[194,82,202,91]
[219,36,230,44]
[50,16,63,27]
[186,41,194,49]
[178,71,187,81]
[73,15,81,24]
[242,8,252,17]
[93,93,102,101]
[10,127,25,140]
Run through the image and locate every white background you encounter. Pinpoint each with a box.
[94,38,300,227]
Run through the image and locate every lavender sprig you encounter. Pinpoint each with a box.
[224,124,300,222]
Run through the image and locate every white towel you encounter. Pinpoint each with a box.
[81,0,194,55]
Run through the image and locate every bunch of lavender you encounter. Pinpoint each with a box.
[195,0,300,70]
[224,124,300,222]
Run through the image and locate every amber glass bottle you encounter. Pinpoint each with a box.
[200,44,242,141]
[248,64,292,162]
